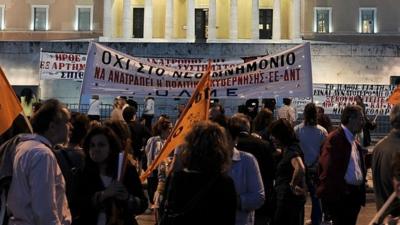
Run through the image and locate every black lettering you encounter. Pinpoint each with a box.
[178,90,191,97]
[155,90,168,96]
[113,55,124,68]
[286,52,295,65]
[156,68,165,76]
[227,88,238,97]
[137,63,145,73]
[102,51,112,64]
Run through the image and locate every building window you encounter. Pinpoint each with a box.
[314,7,332,33]
[32,5,48,31]
[132,8,144,38]
[0,5,4,30]
[359,8,376,33]
[76,6,93,31]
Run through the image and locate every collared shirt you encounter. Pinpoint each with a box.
[228,148,265,225]
[341,124,364,185]
[8,134,71,225]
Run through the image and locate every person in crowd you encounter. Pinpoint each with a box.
[316,106,334,133]
[110,96,127,121]
[0,114,31,145]
[103,120,132,154]
[229,113,275,225]
[355,95,377,147]
[126,99,138,110]
[372,104,400,224]
[160,121,237,225]
[142,96,155,130]
[145,117,173,209]
[263,98,276,115]
[269,118,306,225]
[209,102,228,128]
[8,98,72,225]
[317,105,367,225]
[32,101,42,116]
[227,116,265,225]
[123,106,152,171]
[382,152,400,224]
[54,112,89,225]
[80,125,148,225]
[252,108,274,141]
[277,98,297,126]
[20,88,37,118]
[294,103,328,225]
[176,103,186,120]
[87,95,101,121]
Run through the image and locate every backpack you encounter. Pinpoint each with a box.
[0,134,24,225]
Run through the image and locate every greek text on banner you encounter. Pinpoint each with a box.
[81,42,313,99]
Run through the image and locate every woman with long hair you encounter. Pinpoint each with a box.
[80,125,147,225]
[160,121,237,225]
[269,119,306,225]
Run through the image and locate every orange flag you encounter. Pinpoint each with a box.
[140,67,211,182]
[0,67,23,135]
[388,86,400,105]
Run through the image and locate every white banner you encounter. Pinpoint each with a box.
[81,42,313,98]
[293,83,395,115]
[39,52,87,80]
[39,52,261,81]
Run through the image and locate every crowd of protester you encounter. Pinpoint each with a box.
[3,93,400,225]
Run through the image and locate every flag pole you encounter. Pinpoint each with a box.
[368,192,397,225]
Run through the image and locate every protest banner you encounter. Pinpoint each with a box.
[140,67,211,181]
[39,51,260,81]
[293,83,394,115]
[39,51,87,80]
[81,42,313,99]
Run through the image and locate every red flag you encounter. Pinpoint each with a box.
[0,67,24,135]
[140,67,211,182]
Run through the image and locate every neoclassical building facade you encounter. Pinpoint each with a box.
[1,0,399,42]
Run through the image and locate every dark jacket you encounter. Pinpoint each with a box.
[80,162,148,225]
[317,127,367,205]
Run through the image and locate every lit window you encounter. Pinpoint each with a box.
[314,7,332,33]
[76,6,92,31]
[32,5,48,31]
[359,8,376,33]
[0,5,4,30]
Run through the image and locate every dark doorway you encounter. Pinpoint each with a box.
[132,8,144,38]
[195,9,208,42]
[259,9,273,39]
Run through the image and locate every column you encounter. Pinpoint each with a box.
[143,0,153,39]
[186,0,195,41]
[207,0,216,40]
[103,0,112,37]
[251,0,259,39]
[291,0,301,40]
[165,0,173,39]
[272,0,281,40]
[123,0,132,38]
[229,0,238,39]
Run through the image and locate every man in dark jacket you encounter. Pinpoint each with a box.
[372,104,400,223]
[317,105,367,225]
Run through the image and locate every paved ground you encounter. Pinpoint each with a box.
[136,192,377,225]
